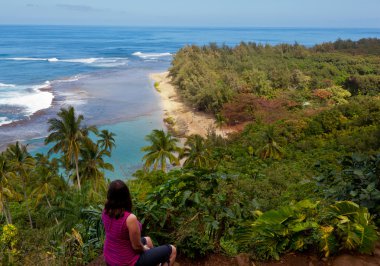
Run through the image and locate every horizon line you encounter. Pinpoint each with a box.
[1,23,380,30]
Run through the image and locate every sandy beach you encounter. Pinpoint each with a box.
[150,72,231,138]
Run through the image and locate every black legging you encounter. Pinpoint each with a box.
[134,243,172,266]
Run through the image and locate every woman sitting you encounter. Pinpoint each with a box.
[102,180,177,266]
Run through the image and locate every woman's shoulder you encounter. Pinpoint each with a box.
[126,212,137,221]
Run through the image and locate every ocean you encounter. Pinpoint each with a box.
[1,26,379,178]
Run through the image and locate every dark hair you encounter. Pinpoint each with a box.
[104,180,133,219]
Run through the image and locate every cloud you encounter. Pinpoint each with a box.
[56,4,104,12]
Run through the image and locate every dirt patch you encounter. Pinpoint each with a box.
[88,243,380,266]
[176,254,236,266]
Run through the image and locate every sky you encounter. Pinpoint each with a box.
[0,0,379,28]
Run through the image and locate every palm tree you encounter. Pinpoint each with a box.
[5,142,35,228]
[141,129,181,172]
[257,126,283,160]
[32,154,66,225]
[45,106,94,190]
[180,134,213,169]
[78,139,113,192]
[0,154,14,224]
[48,191,86,237]
[97,129,116,152]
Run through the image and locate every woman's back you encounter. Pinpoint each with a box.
[102,210,140,266]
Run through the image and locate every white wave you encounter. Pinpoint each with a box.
[1,57,58,62]
[0,83,54,116]
[0,117,14,126]
[31,81,50,90]
[5,57,47,61]
[47,57,59,62]
[92,58,128,67]
[60,58,98,64]
[132,52,172,59]
[54,75,84,83]
[0,83,16,88]
[61,57,127,66]
[1,57,128,67]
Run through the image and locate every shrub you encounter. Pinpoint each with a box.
[0,224,19,264]
[315,153,380,223]
[345,75,380,95]
[236,200,319,260]
[318,201,378,257]
[236,200,378,260]
[154,82,161,92]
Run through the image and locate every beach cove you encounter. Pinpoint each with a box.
[150,72,230,138]
[1,26,380,179]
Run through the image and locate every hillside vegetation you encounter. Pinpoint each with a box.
[1,39,380,265]
[169,38,380,117]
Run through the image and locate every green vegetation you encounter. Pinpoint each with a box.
[154,81,161,92]
[1,39,380,264]
[169,38,380,116]
[141,129,181,172]
[163,116,175,125]
[237,200,377,260]
[0,107,110,265]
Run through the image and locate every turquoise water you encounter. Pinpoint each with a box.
[100,114,164,178]
[28,113,164,179]
[1,26,380,179]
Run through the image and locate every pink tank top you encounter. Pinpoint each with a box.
[102,210,142,266]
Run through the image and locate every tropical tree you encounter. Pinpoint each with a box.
[141,130,181,172]
[256,126,283,160]
[48,191,87,237]
[0,154,14,224]
[97,129,116,152]
[180,134,213,169]
[78,139,113,192]
[5,142,35,228]
[32,154,66,224]
[45,106,95,190]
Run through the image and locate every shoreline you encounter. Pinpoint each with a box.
[150,72,233,138]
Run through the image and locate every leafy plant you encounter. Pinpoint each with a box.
[236,200,319,260]
[315,153,380,223]
[0,224,19,264]
[318,201,378,256]
[133,170,254,258]
[236,200,378,260]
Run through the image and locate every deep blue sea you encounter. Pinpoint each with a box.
[1,26,379,178]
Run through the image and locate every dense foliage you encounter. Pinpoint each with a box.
[169,38,380,116]
[236,200,378,260]
[1,38,380,264]
[0,108,111,265]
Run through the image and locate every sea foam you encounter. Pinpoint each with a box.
[132,52,172,60]
[47,58,59,62]
[60,58,98,64]
[6,57,47,61]
[0,83,16,88]
[1,57,128,67]
[0,117,14,126]
[0,82,54,116]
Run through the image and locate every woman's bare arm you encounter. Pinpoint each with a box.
[126,214,146,252]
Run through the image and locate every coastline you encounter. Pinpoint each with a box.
[150,72,232,138]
